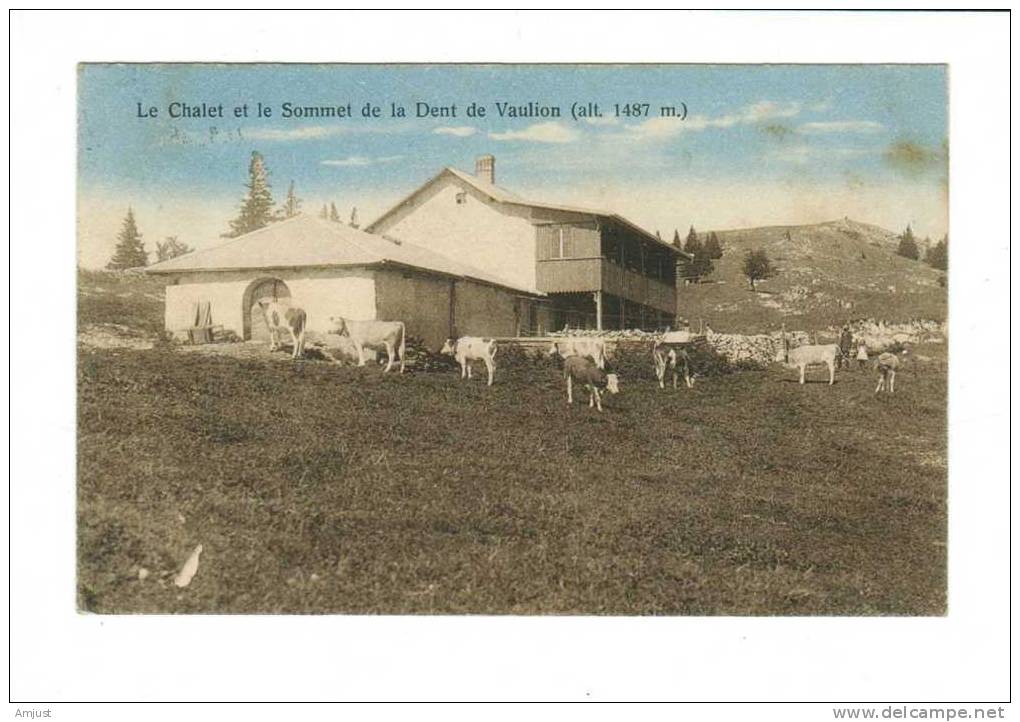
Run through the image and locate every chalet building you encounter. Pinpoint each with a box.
[367,155,692,333]
[146,214,544,350]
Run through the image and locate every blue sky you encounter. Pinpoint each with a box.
[78,64,947,266]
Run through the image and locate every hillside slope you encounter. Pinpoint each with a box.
[679,218,946,333]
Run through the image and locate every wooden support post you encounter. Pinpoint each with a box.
[594,291,603,331]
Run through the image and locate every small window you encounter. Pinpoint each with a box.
[455,191,467,205]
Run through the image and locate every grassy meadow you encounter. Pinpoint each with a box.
[78,272,947,615]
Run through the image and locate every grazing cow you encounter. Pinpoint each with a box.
[328,316,406,373]
[652,341,694,390]
[775,341,840,385]
[548,337,607,369]
[874,351,901,394]
[563,356,619,412]
[441,336,498,386]
[257,300,307,359]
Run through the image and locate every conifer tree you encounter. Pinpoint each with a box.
[224,151,277,237]
[329,202,342,223]
[683,226,701,257]
[925,233,948,271]
[107,208,148,269]
[896,224,920,260]
[281,181,301,219]
[703,232,723,259]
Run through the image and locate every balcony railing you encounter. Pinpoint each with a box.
[535,257,676,315]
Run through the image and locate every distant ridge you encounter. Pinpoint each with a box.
[680,218,946,333]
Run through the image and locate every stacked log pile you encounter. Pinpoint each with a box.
[704,329,811,368]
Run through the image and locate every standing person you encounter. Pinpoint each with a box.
[839,325,854,370]
[856,341,869,370]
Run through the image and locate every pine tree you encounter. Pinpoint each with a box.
[350,207,360,229]
[672,229,681,247]
[107,208,148,269]
[925,233,948,271]
[224,151,277,238]
[320,204,329,219]
[682,226,714,279]
[281,181,301,219]
[683,226,701,257]
[742,249,775,291]
[703,232,723,259]
[329,202,341,223]
[155,236,193,262]
[694,248,714,279]
[896,224,920,260]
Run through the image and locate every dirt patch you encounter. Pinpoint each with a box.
[78,323,158,351]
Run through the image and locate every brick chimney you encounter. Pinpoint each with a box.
[475,154,495,184]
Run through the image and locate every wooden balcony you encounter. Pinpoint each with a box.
[535,257,676,315]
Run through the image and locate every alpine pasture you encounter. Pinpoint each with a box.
[78,270,947,615]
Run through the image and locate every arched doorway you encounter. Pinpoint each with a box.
[242,277,292,342]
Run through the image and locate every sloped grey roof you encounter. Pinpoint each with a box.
[368,166,692,259]
[146,214,543,296]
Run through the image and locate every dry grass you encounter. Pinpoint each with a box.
[78,269,946,615]
[682,220,947,333]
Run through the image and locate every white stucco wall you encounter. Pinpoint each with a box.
[161,268,377,339]
[285,271,377,332]
[379,177,539,291]
[165,275,251,335]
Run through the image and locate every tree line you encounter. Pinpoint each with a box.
[107,151,356,269]
[895,224,948,272]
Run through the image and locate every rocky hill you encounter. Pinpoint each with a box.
[679,218,946,333]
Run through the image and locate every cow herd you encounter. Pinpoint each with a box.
[256,302,906,413]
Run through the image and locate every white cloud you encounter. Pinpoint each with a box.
[245,126,348,142]
[741,100,802,123]
[243,123,412,142]
[489,121,580,144]
[809,99,834,113]
[583,116,620,127]
[766,145,872,164]
[433,126,478,137]
[320,155,404,167]
[623,100,802,141]
[799,120,884,134]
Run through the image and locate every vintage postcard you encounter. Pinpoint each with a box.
[77,63,948,616]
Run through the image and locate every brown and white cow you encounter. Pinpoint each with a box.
[652,341,693,390]
[548,337,607,369]
[328,316,406,373]
[257,300,307,359]
[563,356,619,412]
[440,336,498,386]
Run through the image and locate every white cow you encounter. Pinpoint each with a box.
[775,341,840,385]
[874,351,901,394]
[548,337,607,369]
[257,300,307,359]
[328,316,406,373]
[652,341,693,390]
[440,336,498,386]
